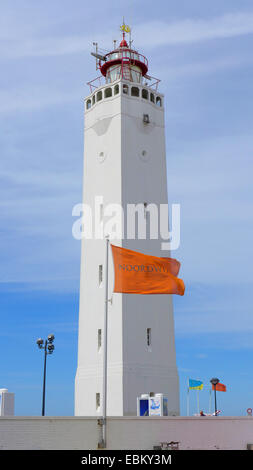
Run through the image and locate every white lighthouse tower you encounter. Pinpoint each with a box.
[75,27,180,417]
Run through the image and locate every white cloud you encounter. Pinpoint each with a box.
[174,282,253,337]
[2,11,253,59]
[0,87,81,114]
[159,54,253,81]
[135,12,253,48]
[176,309,253,335]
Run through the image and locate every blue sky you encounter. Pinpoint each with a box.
[1,0,253,416]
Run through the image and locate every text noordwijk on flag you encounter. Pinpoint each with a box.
[111,244,185,296]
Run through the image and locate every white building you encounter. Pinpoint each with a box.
[75,29,180,417]
[0,389,14,416]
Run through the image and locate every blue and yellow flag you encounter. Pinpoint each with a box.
[189,379,203,390]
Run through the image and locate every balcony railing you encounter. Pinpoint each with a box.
[105,50,148,68]
[87,72,160,94]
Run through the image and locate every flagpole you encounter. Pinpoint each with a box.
[197,390,200,414]
[102,236,109,448]
[209,388,212,414]
[187,379,190,416]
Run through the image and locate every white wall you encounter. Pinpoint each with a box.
[75,79,179,417]
[0,416,252,450]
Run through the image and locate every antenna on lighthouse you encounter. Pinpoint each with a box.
[91,42,107,70]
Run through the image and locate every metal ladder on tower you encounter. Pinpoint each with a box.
[122,59,132,81]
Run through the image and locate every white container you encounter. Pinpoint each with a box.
[0,389,15,416]
[137,393,168,416]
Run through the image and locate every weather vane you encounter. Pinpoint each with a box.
[120,18,131,34]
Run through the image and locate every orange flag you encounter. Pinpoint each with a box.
[111,244,185,296]
[212,383,227,392]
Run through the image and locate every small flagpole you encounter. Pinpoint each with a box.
[187,379,190,416]
[197,390,200,414]
[102,236,109,448]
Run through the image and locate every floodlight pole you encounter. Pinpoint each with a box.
[42,339,48,417]
[210,377,219,416]
[36,335,55,417]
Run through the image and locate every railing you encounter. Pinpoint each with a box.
[105,50,148,68]
[87,76,105,93]
[87,72,160,93]
[144,75,161,92]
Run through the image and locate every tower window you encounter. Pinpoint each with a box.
[104,87,112,98]
[98,329,102,351]
[147,328,151,347]
[114,84,119,95]
[142,89,148,100]
[96,393,101,411]
[144,202,148,219]
[156,96,162,107]
[122,84,129,94]
[92,95,96,105]
[131,87,139,97]
[99,265,103,286]
[86,99,91,110]
[150,93,155,103]
[100,203,104,221]
[97,91,102,102]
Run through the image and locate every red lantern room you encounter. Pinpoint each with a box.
[100,32,148,84]
[88,25,160,92]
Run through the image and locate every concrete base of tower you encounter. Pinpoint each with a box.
[75,365,180,417]
[75,366,124,417]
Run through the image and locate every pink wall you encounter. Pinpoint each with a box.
[0,416,252,450]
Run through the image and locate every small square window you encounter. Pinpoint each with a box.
[100,203,103,221]
[123,84,129,94]
[131,86,139,97]
[147,328,151,347]
[156,96,162,107]
[99,265,103,286]
[142,89,148,100]
[97,91,102,102]
[104,87,112,98]
[144,202,148,219]
[96,393,100,411]
[98,329,102,351]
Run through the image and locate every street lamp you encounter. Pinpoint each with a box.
[36,334,55,416]
[210,377,220,416]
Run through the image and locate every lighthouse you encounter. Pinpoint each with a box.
[75,26,180,417]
